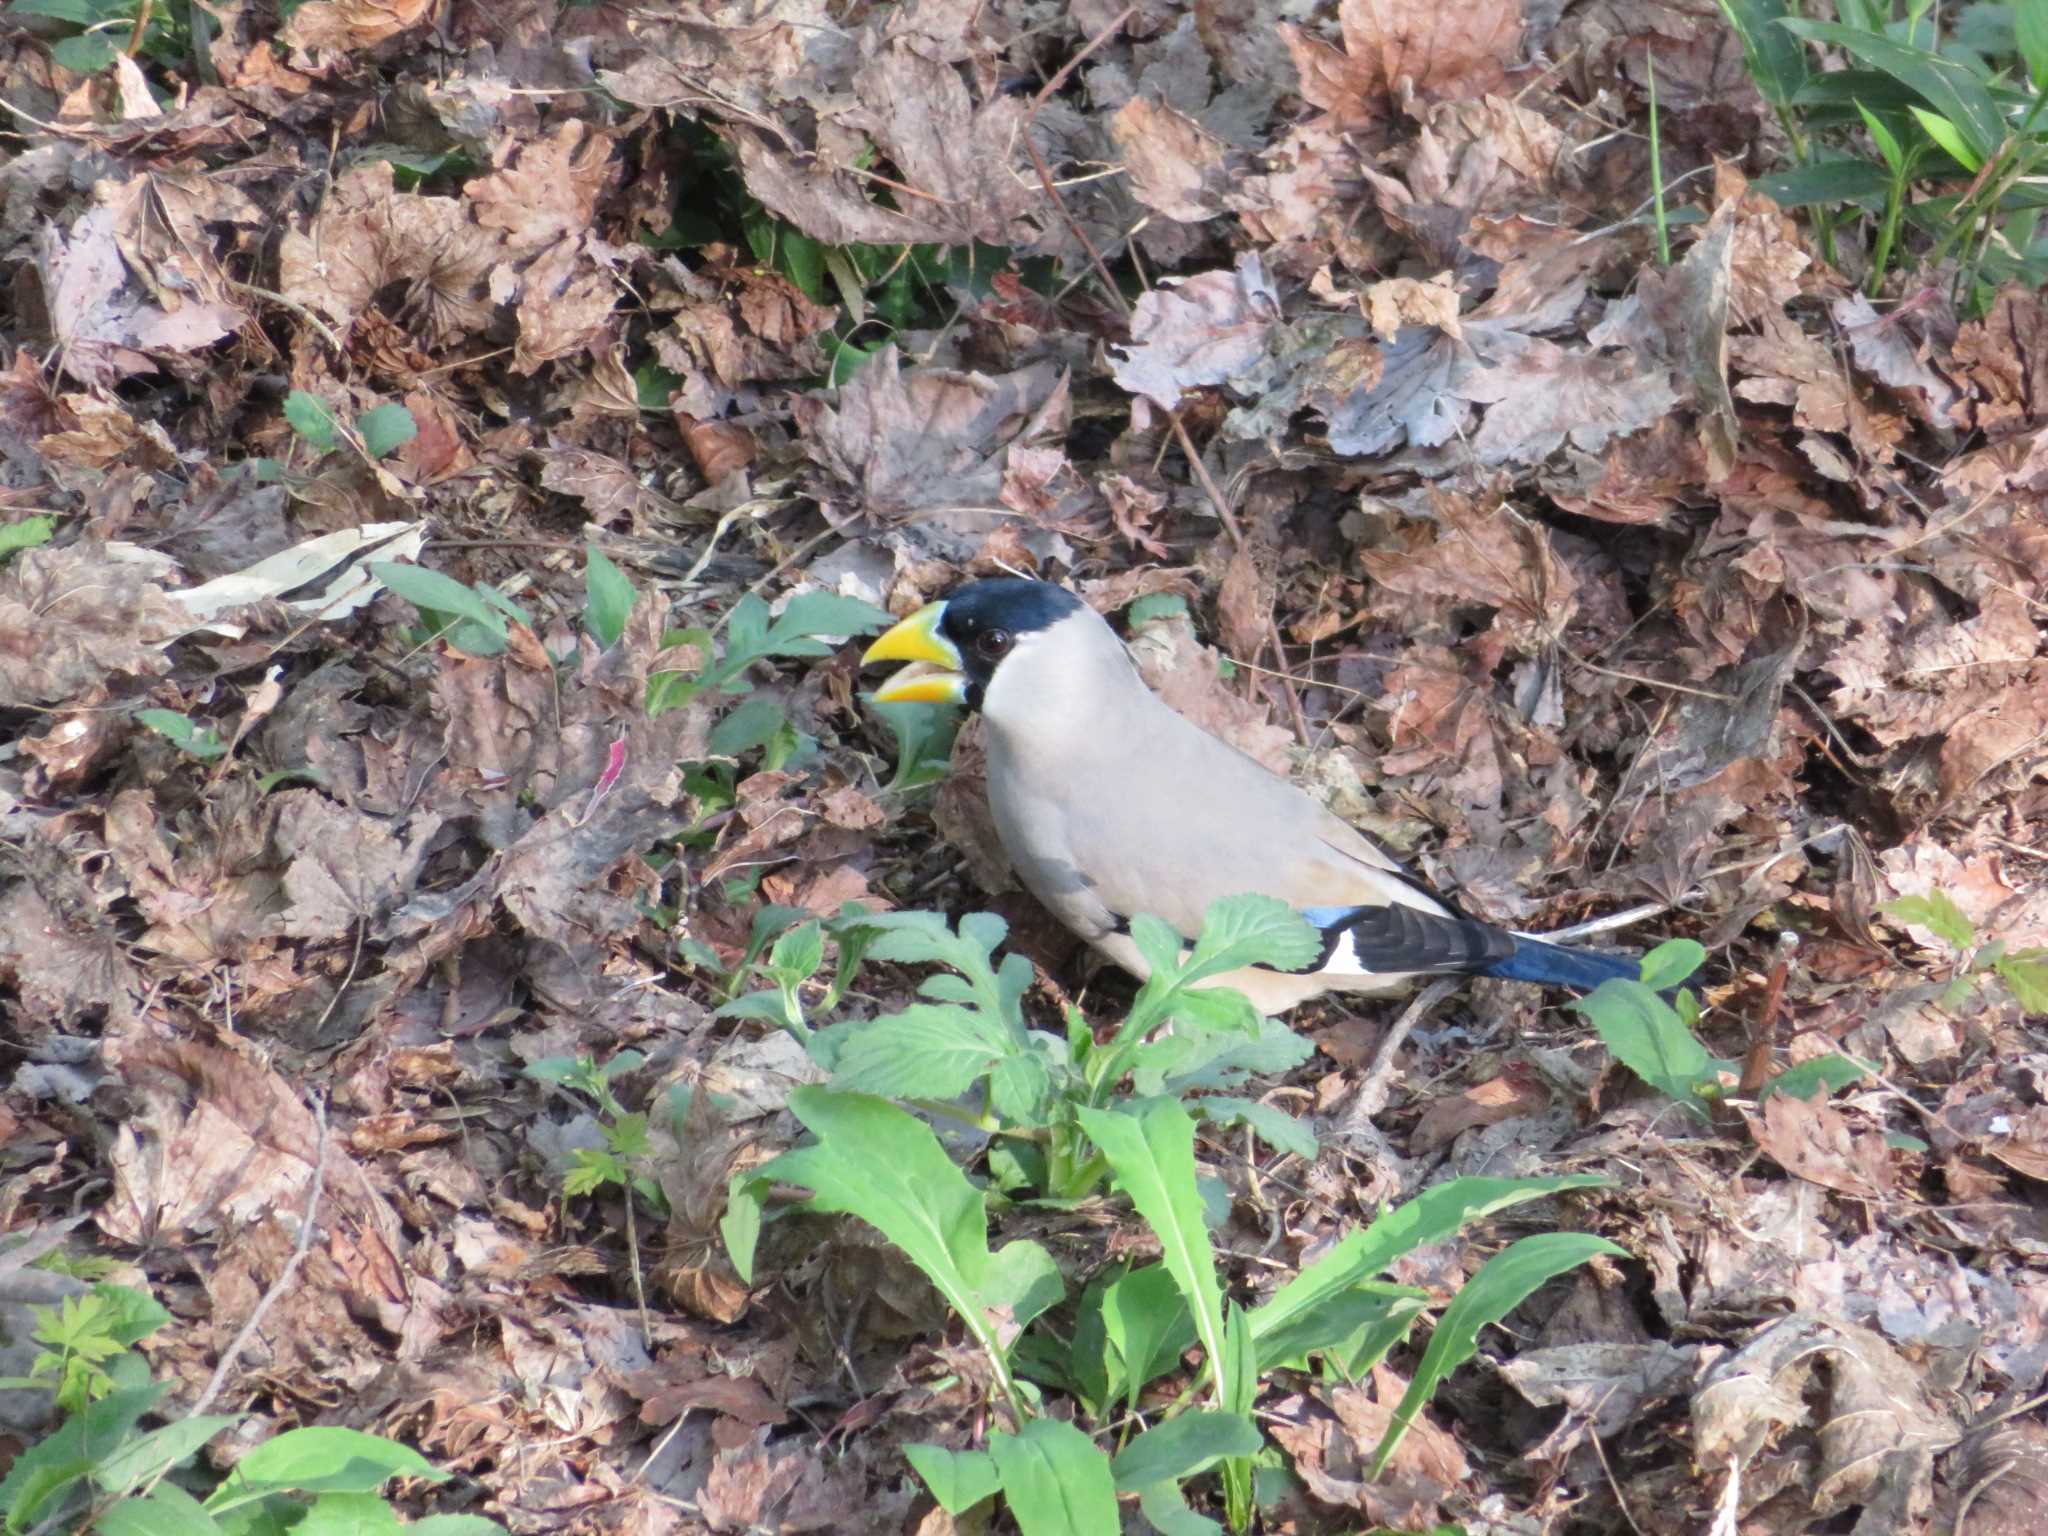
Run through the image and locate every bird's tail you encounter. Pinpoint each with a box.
[1480,938,1639,991]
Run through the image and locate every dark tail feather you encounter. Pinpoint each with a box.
[1480,939,1639,991]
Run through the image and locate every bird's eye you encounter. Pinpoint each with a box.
[975,627,1013,660]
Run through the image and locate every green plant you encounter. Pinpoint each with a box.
[1883,890,2048,1014]
[135,708,227,761]
[1570,939,1872,1117]
[368,561,532,658]
[284,390,417,460]
[0,515,54,563]
[1717,0,2048,300]
[731,1090,1615,1533]
[0,1282,500,1535]
[522,1052,671,1216]
[9,0,193,76]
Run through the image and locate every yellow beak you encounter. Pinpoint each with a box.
[862,602,968,706]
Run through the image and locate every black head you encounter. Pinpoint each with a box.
[935,578,1086,697]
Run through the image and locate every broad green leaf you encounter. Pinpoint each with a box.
[293,1491,402,1536]
[8,0,113,22]
[1777,20,2003,162]
[767,921,823,982]
[1099,1263,1197,1410]
[0,1383,167,1525]
[1181,895,1321,981]
[1714,0,1808,106]
[1195,1096,1317,1161]
[1908,105,1983,171]
[1076,1101,1229,1401]
[283,390,340,452]
[1636,938,1706,991]
[1252,1281,1426,1373]
[763,1090,1061,1389]
[1758,1054,1869,1102]
[1248,1174,1606,1364]
[96,1485,223,1536]
[720,1174,764,1286]
[2020,0,2048,89]
[367,562,501,631]
[904,1444,999,1514]
[584,546,635,649]
[1995,951,2048,1014]
[1136,1483,1223,1536]
[0,514,55,560]
[1137,1018,1314,1095]
[91,1415,238,1496]
[1749,158,1891,209]
[206,1427,444,1510]
[1127,592,1189,626]
[987,1419,1119,1536]
[707,695,787,758]
[52,34,120,74]
[830,1006,1006,1099]
[1571,979,1721,1118]
[5,1454,96,1531]
[1372,1232,1624,1475]
[770,590,892,643]
[1109,1412,1261,1491]
[1882,891,1977,949]
[136,709,227,761]
[355,403,417,458]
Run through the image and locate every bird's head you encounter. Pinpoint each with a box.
[861,578,1089,711]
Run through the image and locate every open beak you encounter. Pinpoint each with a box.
[862,602,968,705]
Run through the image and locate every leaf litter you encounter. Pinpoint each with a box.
[0,1,2044,1533]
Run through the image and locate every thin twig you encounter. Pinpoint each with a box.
[1342,977,1462,1128]
[190,1095,331,1419]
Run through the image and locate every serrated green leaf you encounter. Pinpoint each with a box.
[987,1419,1119,1536]
[904,1444,999,1514]
[1371,1232,1625,1475]
[1882,891,1976,949]
[355,403,417,458]
[829,1005,1006,1099]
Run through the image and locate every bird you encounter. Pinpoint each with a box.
[861,577,1641,1013]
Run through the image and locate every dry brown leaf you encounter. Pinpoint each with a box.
[1113,252,1281,409]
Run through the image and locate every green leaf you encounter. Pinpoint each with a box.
[1180,894,1322,981]
[355,404,417,458]
[1098,1263,1197,1410]
[707,695,787,758]
[829,1005,1007,1100]
[1749,158,1891,209]
[768,590,893,645]
[1908,105,1983,171]
[291,1491,402,1535]
[1076,1101,1229,1402]
[762,1090,1062,1397]
[1636,938,1706,991]
[96,1485,224,1536]
[92,1415,239,1497]
[1714,0,1808,107]
[1855,101,1905,175]
[903,1444,1000,1514]
[987,1419,1119,1536]
[1110,1412,1262,1491]
[1247,1174,1606,1369]
[1777,20,2004,162]
[368,562,501,631]
[1759,1054,1870,1102]
[719,1174,764,1287]
[51,31,119,74]
[1995,951,2048,1015]
[0,1383,167,1526]
[283,390,340,452]
[136,710,228,761]
[206,1427,445,1510]
[0,514,55,561]
[1882,891,1977,949]
[2019,0,2048,89]
[1371,1232,1625,1476]
[1571,979,1721,1118]
[1194,1096,1317,1161]
[1252,1281,1427,1372]
[584,546,635,649]
[1136,1483,1223,1536]
[9,0,115,22]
